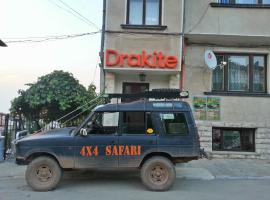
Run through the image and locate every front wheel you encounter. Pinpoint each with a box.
[140,156,176,191]
[25,156,62,191]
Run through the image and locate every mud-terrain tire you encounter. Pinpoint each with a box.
[140,156,176,191]
[25,156,62,191]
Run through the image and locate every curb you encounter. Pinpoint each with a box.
[215,176,270,180]
[176,167,215,180]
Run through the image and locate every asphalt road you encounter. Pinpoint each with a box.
[0,171,270,200]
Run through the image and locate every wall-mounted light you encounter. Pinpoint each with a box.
[0,40,7,47]
[139,73,146,82]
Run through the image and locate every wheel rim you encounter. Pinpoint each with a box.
[35,165,53,182]
[149,164,169,185]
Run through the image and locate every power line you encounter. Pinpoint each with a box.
[5,31,100,44]
[57,0,100,30]
[186,4,210,33]
[91,64,98,84]
[47,0,98,29]
[47,0,100,30]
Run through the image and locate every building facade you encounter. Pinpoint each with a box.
[101,0,184,96]
[101,0,270,159]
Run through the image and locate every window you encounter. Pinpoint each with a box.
[86,112,119,134]
[121,112,154,134]
[159,113,188,135]
[235,0,257,4]
[212,54,267,93]
[212,128,255,152]
[218,0,270,4]
[127,0,161,25]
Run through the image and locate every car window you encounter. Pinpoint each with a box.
[159,113,188,135]
[121,112,154,135]
[86,112,119,134]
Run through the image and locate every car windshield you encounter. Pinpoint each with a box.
[71,111,95,136]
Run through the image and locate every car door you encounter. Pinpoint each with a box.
[156,112,195,157]
[118,111,157,168]
[75,112,119,169]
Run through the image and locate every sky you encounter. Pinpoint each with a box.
[0,0,103,113]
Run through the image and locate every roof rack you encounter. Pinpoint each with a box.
[104,89,189,100]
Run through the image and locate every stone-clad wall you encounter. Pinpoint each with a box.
[196,121,270,160]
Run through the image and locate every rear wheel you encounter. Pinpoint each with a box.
[140,156,176,191]
[25,156,62,191]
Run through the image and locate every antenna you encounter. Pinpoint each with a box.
[204,50,217,70]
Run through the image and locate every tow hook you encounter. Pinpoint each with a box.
[200,148,210,159]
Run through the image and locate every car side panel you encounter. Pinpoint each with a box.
[74,134,118,169]
[118,135,157,168]
[154,112,199,158]
[19,136,76,168]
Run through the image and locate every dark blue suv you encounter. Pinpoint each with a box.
[15,99,201,191]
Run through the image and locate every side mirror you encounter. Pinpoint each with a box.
[80,128,88,136]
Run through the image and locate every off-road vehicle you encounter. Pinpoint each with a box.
[15,90,205,191]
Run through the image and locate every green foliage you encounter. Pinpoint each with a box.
[10,70,97,127]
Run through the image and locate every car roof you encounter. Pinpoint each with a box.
[94,100,191,112]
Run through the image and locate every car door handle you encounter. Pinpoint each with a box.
[110,140,115,144]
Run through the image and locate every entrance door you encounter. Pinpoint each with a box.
[122,82,149,103]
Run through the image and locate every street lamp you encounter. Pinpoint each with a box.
[0,40,7,47]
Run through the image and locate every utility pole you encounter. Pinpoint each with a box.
[3,114,9,160]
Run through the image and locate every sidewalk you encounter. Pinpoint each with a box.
[1,158,270,180]
[180,158,270,180]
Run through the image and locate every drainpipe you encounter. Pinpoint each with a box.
[100,0,106,93]
[180,0,186,91]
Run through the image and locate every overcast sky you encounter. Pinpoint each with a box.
[0,0,102,113]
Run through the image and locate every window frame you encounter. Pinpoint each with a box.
[212,127,256,152]
[212,0,270,8]
[212,53,267,94]
[218,0,269,4]
[119,111,156,136]
[126,0,162,26]
[159,112,190,136]
[85,111,120,135]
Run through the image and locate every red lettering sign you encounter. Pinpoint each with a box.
[81,145,142,157]
[105,49,178,69]
[80,146,99,157]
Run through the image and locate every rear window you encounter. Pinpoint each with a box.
[159,113,188,135]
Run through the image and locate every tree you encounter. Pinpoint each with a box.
[10,70,97,130]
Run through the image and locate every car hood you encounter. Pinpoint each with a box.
[18,127,76,142]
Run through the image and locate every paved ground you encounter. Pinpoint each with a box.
[1,158,270,180]
[183,158,270,179]
[1,159,270,200]
[1,175,270,200]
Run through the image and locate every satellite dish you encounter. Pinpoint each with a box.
[204,50,217,70]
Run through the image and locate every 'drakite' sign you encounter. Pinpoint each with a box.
[105,49,178,69]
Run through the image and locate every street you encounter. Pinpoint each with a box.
[0,170,270,200]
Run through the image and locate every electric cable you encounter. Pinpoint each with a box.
[60,98,103,126]
[91,64,98,84]
[47,0,99,30]
[56,0,100,30]
[55,92,104,123]
[33,91,105,134]
[186,4,210,33]
[5,31,100,44]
